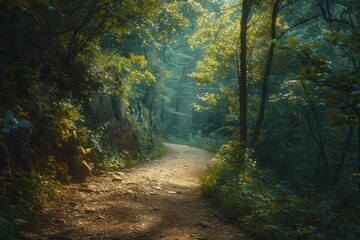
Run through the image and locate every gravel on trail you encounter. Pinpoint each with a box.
[20,143,250,240]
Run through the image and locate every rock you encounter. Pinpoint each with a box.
[114,171,124,176]
[1,109,31,134]
[88,93,112,117]
[100,234,111,239]
[108,117,133,152]
[131,216,140,222]
[189,233,208,239]
[55,218,66,224]
[131,235,149,240]
[97,214,106,220]
[89,93,132,153]
[111,97,127,121]
[167,190,176,194]
[124,189,134,195]
[1,110,32,169]
[147,192,158,196]
[69,202,77,208]
[84,208,97,213]
[112,176,123,182]
[126,182,138,185]
[194,221,213,228]
[77,187,94,193]
[152,186,161,190]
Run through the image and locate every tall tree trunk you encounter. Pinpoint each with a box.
[239,0,251,146]
[250,0,281,148]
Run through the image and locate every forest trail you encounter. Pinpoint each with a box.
[21,143,249,240]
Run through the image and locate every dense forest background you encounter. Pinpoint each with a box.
[1,0,360,239]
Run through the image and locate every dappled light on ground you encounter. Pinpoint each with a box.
[21,144,249,240]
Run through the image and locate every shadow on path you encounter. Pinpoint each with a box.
[20,144,249,240]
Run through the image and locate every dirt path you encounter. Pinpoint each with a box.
[21,143,249,240]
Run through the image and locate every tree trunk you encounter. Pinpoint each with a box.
[239,0,251,146]
[250,0,281,148]
[142,85,154,107]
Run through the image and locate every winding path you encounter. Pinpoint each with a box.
[21,143,249,240]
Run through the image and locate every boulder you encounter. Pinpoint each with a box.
[1,110,32,169]
[108,117,132,152]
[88,93,112,118]
[88,93,133,153]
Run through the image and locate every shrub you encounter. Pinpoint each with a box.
[167,130,226,152]
[0,169,60,240]
[187,130,226,152]
[0,196,17,240]
[131,114,165,160]
[202,141,360,239]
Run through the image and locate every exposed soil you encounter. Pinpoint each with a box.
[20,143,249,240]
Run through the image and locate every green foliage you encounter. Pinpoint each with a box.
[12,172,60,213]
[0,170,60,240]
[166,129,226,153]
[0,0,193,236]
[94,151,127,172]
[0,196,17,240]
[202,142,360,239]
[193,1,360,239]
[131,114,165,160]
[1,0,358,240]
[187,130,225,152]
[189,0,288,112]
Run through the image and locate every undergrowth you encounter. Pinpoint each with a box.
[202,141,360,240]
[167,130,225,152]
[0,170,61,239]
[0,113,164,239]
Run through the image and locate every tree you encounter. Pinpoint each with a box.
[238,0,252,145]
[250,0,282,148]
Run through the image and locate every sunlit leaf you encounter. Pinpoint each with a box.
[288,37,297,48]
[80,146,92,155]
[302,226,316,235]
